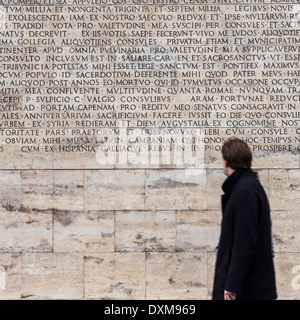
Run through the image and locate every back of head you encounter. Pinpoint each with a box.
[222,137,252,169]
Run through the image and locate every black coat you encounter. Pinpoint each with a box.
[212,168,277,300]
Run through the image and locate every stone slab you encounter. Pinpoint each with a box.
[53,210,114,253]
[84,170,146,211]
[21,253,83,300]
[146,169,207,210]
[0,210,52,253]
[146,252,208,300]
[176,211,221,252]
[0,254,22,300]
[115,211,176,252]
[269,170,300,211]
[274,253,300,300]
[84,253,145,300]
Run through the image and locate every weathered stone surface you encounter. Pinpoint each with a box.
[53,170,84,211]
[0,210,52,253]
[269,170,300,211]
[207,252,217,300]
[146,252,208,299]
[206,170,224,211]
[274,253,300,300]
[22,170,84,211]
[54,210,114,253]
[252,144,300,169]
[22,170,54,211]
[146,169,206,210]
[115,211,176,252]
[176,211,221,252]
[84,170,146,211]
[0,254,22,300]
[84,253,145,300]
[0,171,22,211]
[21,253,83,300]
[52,128,114,170]
[272,211,300,252]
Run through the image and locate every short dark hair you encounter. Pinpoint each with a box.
[221,137,252,169]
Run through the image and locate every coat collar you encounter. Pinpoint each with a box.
[222,168,253,196]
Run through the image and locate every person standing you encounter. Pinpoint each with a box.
[212,137,277,300]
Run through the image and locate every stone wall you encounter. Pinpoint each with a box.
[0,0,300,299]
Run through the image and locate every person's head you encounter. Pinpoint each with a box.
[221,137,252,176]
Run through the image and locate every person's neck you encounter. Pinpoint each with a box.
[226,167,235,177]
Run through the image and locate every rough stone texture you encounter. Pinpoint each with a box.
[0,254,22,300]
[146,252,208,299]
[0,171,22,211]
[84,170,146,211]
[274,253,300,300]
[0,1,299,301]
[53,210,115,253]
[84,253,146,300]
[176,211,220,252]
[21,253,83,300]
[272,211,300,253]
[146,169,207,210]
[115,210,176,252]
[0,210,52,253]
[269,170,300,211]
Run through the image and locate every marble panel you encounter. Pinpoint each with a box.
[146,252,208,300]
[22,170,54,211]
[0,171,22,211]
[272,211,300,252]
[0,254,22,300]
[84,253,145,300]
[84,170,146,211]
[115,211,176,252]
[146,169,206,210]
[21,253,83,300]
[53,210,114,253]
[0,210,52,253]
[274,253,300,300]
[269,170,300,211]
[176,211,221,252]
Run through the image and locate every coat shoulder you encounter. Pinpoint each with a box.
[234,175,259,192]
[232,175,267,202]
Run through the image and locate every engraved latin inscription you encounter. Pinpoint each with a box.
[0,1,299,168]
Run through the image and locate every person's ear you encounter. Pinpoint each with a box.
[223,159,228,168]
